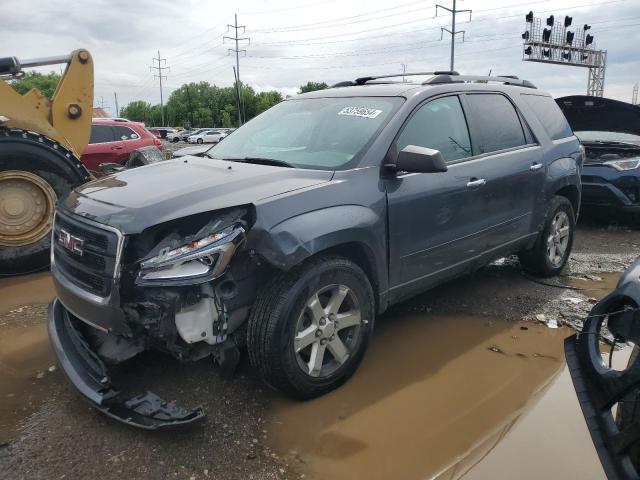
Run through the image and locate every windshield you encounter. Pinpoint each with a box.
[206,97,403,170]
[575,130,640,145]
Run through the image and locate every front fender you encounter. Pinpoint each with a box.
[247,204,387,294]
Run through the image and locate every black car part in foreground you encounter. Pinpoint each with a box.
[48,299,205,428]
[566,257,640,479]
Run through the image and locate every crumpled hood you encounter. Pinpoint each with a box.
[62,156,333,234]
[556,95,640,136]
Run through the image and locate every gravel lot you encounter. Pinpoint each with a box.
[0,206,638,480]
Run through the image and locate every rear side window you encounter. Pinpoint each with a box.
[521,94,573,140]
[396,96,472,162]
[89,125,115,144]
[465,94,526,154]
[113,126,140,140]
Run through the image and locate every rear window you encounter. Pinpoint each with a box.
[114,126,140,140]
[89,125,115,144]
[521,94,573,140]
[465,93,527,154]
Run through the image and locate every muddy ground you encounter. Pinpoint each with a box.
[0,211,638,480]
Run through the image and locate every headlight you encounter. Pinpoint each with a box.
[605,158,640,171]
[136,226,245,286]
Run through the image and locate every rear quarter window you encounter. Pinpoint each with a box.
[521,94,573,140]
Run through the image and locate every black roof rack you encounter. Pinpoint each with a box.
[423,74,537,89]
[330,72,536,89]
[331,71,459,88]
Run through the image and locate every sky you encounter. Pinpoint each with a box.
[3,0,640,116]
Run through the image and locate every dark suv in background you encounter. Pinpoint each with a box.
[48,72,583,428]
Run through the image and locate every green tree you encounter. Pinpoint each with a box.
[10,71,61,99]
[120,100,152,123]
[299,81,328,94]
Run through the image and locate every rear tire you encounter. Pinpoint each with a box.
[0,130,88,275]
[519,195,575,277]
[247,255,375,399]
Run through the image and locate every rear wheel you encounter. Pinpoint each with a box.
[247,256,374,399]
[519,195,575,277]
[0,130,89,275]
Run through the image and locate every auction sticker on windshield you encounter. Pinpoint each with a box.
[338,107,383,119]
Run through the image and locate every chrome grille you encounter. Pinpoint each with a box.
[52,212,119,297]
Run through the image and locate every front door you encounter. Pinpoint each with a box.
[386,95,490,298]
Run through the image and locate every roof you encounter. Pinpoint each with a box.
[92,107,110,118]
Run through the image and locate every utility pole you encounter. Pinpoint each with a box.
[401,63,407,82]
[224,14,250,126]
[436,0,472,71]
[113,92,119,117]
[633,82,639,105]
[150,51,169,126]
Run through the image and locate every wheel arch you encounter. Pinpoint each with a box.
[248,205,388,312]
[555,183,581,218]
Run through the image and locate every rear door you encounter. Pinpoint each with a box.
[114,125,148,160]
[81,125,123,170]
[386,95,491,297]
[461,92,545,252]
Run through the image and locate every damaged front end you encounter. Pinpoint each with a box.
[565,257,640,479]
[49,206,257,429]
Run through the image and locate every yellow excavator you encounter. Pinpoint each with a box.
[0,49,93,275]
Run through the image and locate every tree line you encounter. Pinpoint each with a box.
[9,73,329,128]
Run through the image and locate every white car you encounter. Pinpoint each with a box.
[167,130,183,143]
[188,129,229,144]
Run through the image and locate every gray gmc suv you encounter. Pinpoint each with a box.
[48,72,583,428]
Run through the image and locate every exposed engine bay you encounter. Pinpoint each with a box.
[49,205,268,428]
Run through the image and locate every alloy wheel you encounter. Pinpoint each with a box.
[293,284,363,378]
[546,211,570,268]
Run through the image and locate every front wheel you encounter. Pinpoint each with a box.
[247,256,374,399]
[197,138,203,144]
[519,195,575,277]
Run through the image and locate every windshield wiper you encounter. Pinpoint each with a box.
[222,157,294,168]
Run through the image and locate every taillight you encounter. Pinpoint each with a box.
[154,138,162,147]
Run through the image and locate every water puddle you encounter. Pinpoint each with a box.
[0,323,56,445]
[0,272,55,314]
[565,272,620,300]
[0,272,57,445]
[266,313,605,480]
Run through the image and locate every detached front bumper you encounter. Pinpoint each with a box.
[47,298,205,429]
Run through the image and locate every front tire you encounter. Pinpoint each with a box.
[197,138,203,144]
[519,195,575,277]
[247,256,374,399]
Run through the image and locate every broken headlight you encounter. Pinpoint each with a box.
[605,158,640,171]
[136,226,245,286]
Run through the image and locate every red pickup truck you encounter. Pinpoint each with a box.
[81,119,162,171]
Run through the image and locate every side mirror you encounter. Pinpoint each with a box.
[393,145,448,174]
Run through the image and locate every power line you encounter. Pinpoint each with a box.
[251,1,433,32]
[224,14,250,126]
[150,50,169,126]
[240,0,335,16]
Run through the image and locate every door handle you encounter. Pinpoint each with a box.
[530,163,543,171]
[466,178,486,188]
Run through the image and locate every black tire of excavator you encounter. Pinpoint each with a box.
[0,128,91,276]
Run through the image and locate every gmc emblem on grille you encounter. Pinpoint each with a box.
[57,229,84,256]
